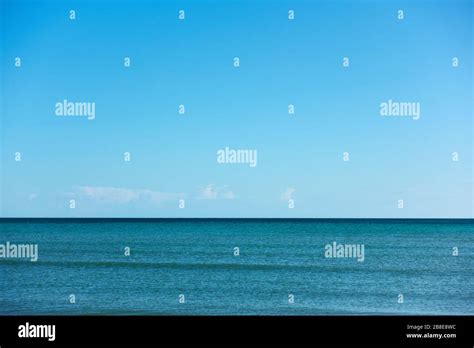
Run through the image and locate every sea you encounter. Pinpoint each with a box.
[0,219,472,315]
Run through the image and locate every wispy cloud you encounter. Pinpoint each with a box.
[75,186,184,204]
[28,193,38,201]
[281,187,296,201]
[197,184,236,200]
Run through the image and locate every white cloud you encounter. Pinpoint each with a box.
[198,184,218,199]
[73,185,235,204]
[76,186,183,204]
[281,187,296,201]
[221,190,236,200]
[197,184,235,200]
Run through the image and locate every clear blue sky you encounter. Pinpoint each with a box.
[1,0,472,217]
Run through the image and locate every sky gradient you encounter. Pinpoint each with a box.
[1,0,473,217]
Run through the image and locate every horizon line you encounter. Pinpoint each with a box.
[0,217,473,222]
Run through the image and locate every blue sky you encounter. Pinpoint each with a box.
[0,0,472,217]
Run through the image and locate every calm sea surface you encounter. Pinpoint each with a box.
[0,219,472,315]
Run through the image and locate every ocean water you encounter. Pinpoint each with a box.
[0,219,472,315]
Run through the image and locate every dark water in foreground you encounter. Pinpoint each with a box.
[0,219,472,315]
